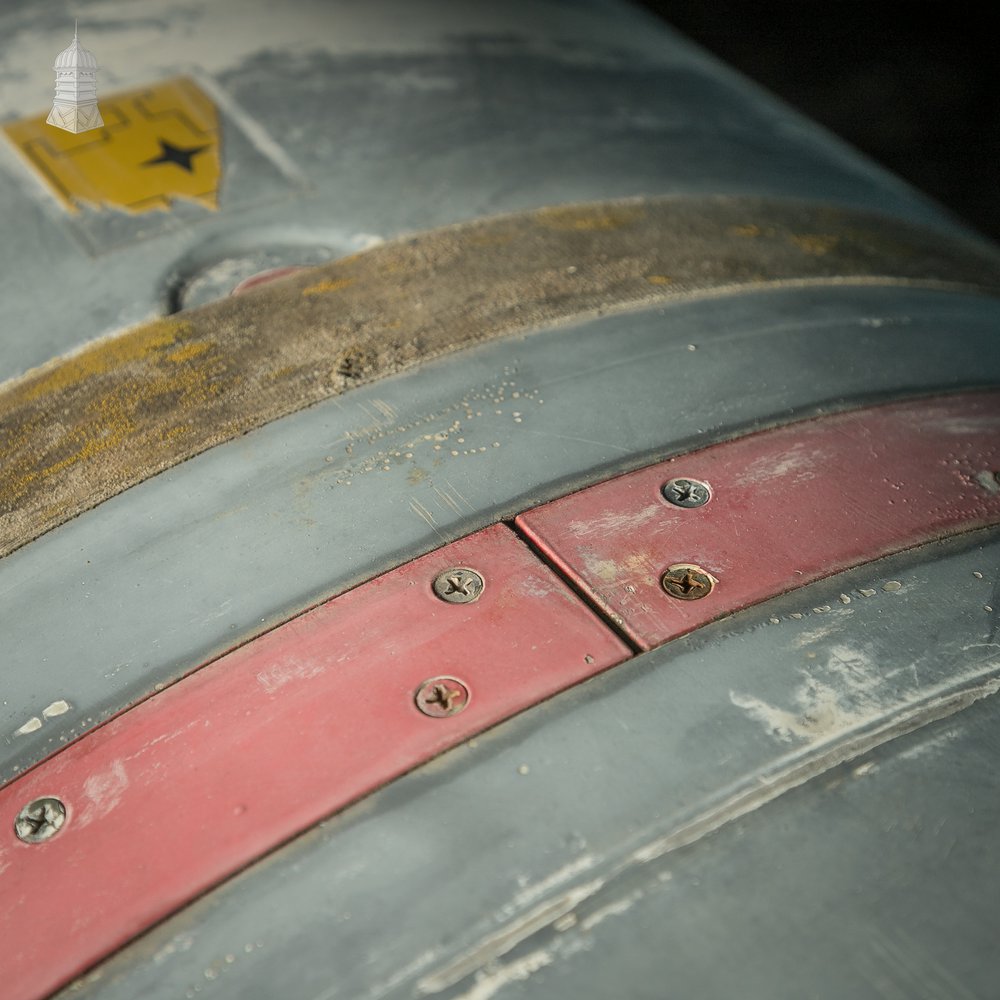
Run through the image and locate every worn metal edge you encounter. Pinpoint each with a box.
[4,194,1000,559]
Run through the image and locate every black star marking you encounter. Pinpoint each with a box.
[141,139,210,173]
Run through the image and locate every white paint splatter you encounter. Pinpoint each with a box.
[730,644,889,744]
[43,699,71,719]
[154,932,196,965]
[15,717,42,736]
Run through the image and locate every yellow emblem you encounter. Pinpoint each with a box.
[3,76,220,214]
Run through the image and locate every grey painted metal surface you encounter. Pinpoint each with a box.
[5,284,1000,781]
[2,3,999,993]
[59,532,1000,1000]
[0,0,975,382]
[485,698,1000,1000]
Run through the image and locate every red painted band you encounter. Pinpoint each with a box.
[517,392,1000,650]
[4,391,1000,1000]
[0,524,630,1000]
[230,266,306,295]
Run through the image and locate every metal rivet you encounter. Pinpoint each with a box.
[661,564,715,600]
[14,796,67,844]
[662,478,711,508]
[432,567,485,604]
[415,677,471,718]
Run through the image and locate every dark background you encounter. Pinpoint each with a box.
[635,2,1000,242]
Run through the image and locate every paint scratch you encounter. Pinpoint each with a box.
[78,758,129,827]
[452,949,554,1000]
[257,655,325,695]
[409,497,439,529]
[417,879,604,995]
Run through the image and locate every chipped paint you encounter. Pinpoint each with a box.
[792,611,855,647]
[417,879,604,995]
[406,659,1000,998]
[153,932,196,966]
[566,504,661,540]
[79,758,129,827]
[730,643,891,743]
[731,645,1000,749]
[256,655,327,695]
[733,443,825,488]
[14,700,74,736]
[452,949,554,1000]
[634,670,1000,872]
[518,392,1000,653]
[581,549,659,587]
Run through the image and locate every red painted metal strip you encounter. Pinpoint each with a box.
[516,392,1000,651]
[231,265,306,295]
[0,524,630,1000]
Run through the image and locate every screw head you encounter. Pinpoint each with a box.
[662,478,711,508]
[661,564,716,600]
[415,677,471,718]
[14,796,67,844]
[432,567,485,604]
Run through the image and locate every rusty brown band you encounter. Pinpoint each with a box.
[3,195,1000,558]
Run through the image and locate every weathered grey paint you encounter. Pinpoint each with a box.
[0,0,976,381]
[4,3,1000,993]
[4,285,1000,781]
[57,532,1000,1000]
